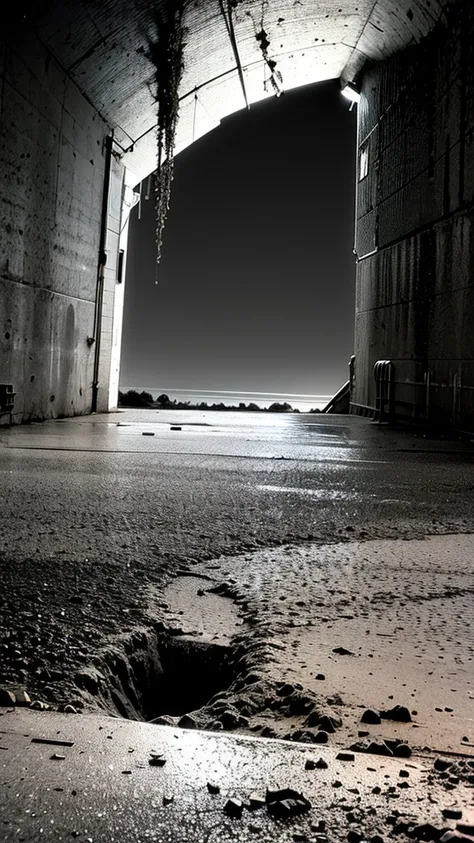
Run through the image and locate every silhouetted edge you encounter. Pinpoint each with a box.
[118,390,322,413]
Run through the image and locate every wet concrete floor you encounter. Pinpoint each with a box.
[0,412,473,839]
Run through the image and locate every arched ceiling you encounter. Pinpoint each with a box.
[25,0,450,181]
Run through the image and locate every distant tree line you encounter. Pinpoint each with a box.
[117,390,323,412]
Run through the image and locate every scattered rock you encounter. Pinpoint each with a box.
[337,752,355,762]
[30,699,50,711]
[332,647,354,656]
[434,759,452,772]
[442,809,463,820]
[361,708,381,725]
[0,688,16,706]
[315,757,328,769]
[248,792,266,810]
[315,673,326,681]
[409,823,443,841]
[50,753,66,760]
[305,759,317,770]
[382,704,411,722]
[162,794,174,805]
[224,797,244,818]
[207,782,220,794]
[267,797,311,818]
[265,787,311,817]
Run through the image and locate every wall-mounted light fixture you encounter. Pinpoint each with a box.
[341,81,361,109]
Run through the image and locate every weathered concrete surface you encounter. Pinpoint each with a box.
[10,1,449,182]
[0,31,124,424]
[0,707,473,843]
[353,2,474,431]
[3,2,473,429]
[0,412,473,750]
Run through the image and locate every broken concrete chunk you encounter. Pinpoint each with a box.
[224,797,244,818]
[267,797,311,818]
[248,793,266,810]
[265,787,311,817]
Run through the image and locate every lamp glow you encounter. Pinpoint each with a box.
[341,82,361,105]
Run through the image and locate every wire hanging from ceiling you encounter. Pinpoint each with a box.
[148,1,189,268]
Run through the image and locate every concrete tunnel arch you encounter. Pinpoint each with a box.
[1,0,473,430]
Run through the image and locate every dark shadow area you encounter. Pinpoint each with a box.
[150,637,235,719]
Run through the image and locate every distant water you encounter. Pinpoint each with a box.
[119,387,331,413]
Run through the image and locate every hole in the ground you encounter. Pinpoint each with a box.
[149,636,235,719]
[97,631,237,722]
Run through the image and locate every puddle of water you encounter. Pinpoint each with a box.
[257,485,358,501]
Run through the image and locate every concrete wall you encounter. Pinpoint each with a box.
[352,2,474,431]
[0,27,121,423]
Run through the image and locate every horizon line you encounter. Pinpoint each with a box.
[120,386,332,399]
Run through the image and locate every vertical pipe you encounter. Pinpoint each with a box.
[91,134,113,414]
[425,370,430,423]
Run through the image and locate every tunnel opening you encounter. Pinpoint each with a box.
[119,80,357,413]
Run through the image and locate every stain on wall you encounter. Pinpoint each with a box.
[0,28,112,423]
